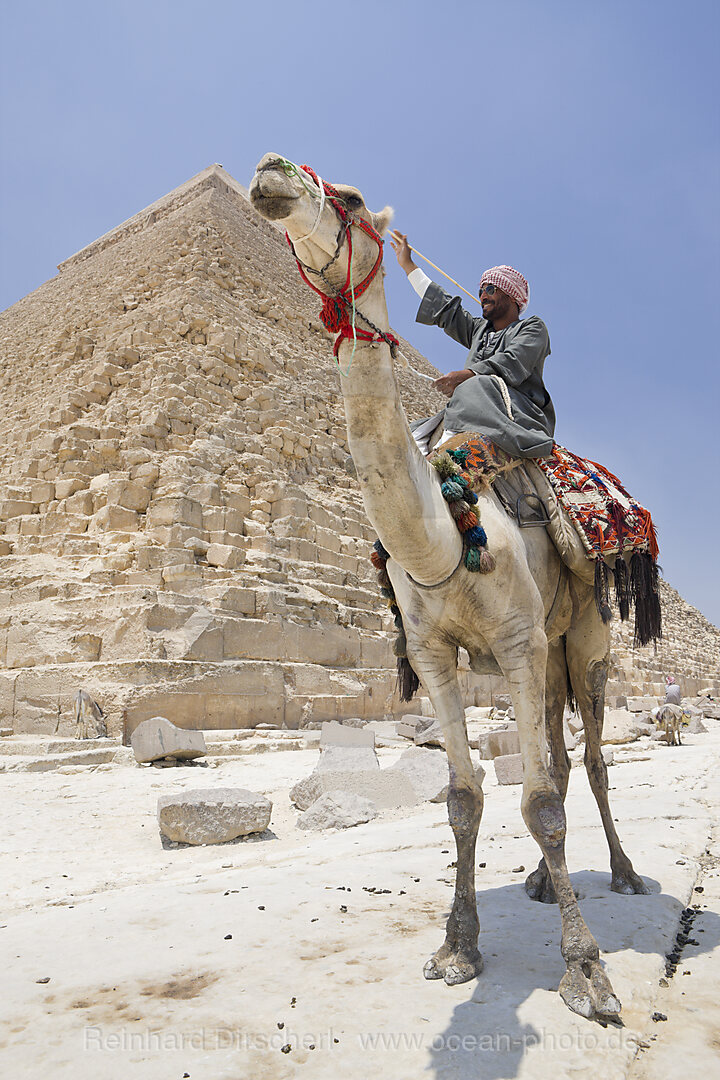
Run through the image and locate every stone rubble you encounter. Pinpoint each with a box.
[130,715,206,763]
[296,790,377,831]
[156,786,272,844]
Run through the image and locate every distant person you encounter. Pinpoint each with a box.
[390,232,555,458]
[665,676,682,706]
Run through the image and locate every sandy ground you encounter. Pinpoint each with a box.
[1,725,719,1080]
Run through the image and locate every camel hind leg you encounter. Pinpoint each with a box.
[525,635,571,904]
[565,602,648,895]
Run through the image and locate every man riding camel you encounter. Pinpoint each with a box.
[390,231,555,458]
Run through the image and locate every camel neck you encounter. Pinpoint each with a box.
[336,281,462,585]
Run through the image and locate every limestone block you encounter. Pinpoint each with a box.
[157,788,271,844]
[626,695,658,712]
[206,543,245,569]
[290,766,416,811]
[1,499,35,520]
[296,791,377,831]
[478,729,521,759]
[465,706,495,721]
[0,539,12,555]
[601,708,644,744]
[29,481,55,503]
[54,478,88,500]
[106,479,151,512]
[414,718,445,748]
[146,497,203,530]
[317,745,379,772]
[601,747,615,767]
[64,491,94,516]
[92,505,139,532]
[700,704,720,720]
[494,753,524,785]
[320,721,374,748]
[493,694,513,711]
[217,587,256,615]
[131,715,207,763]
[395,714,425,740]
[389,746,485,803]
[686,716,708,734]
[271,497,308,520]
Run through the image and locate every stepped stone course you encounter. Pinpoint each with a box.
[0,163,718,737]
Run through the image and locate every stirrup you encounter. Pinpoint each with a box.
[516,493,551,528]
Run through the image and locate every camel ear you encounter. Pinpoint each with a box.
[372,205,394,236]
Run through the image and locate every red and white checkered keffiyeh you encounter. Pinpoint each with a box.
[480,265,529,313]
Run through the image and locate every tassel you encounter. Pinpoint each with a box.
[449,500,469,520]
[477,548,496,573]
[630,551,662,647]
[440,479,465,501]
[370,550,385,570]
[431,452,459,479]
[613,555,631,622]
[397,657,420,702]
[456,510,479,532]
[465,524,488,546]
[593,559,612,623]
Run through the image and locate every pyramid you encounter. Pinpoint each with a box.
[0,165,717,737]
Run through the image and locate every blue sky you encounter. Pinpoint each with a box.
[2,0,719,626]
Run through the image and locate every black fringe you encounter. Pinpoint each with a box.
[630,551,662,647]
[397,657,420,702]
[613,555,631,622]
[563,634,576,713]
[593,559,612,623]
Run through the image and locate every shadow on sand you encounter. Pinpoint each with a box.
[425,871,718,1080]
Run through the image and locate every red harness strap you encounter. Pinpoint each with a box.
[285,165,399,358]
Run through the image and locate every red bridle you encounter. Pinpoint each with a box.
[285,165,399,359]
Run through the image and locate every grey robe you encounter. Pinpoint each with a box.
[411,282,555,458]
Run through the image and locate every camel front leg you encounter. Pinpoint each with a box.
[497,625,621,1021]
[409,641,484,986]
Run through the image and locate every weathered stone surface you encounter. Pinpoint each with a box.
[494,753,524,785]
[157,787,271,844]
[296,791,377,831]
[317,745,379,772]
[627,695,659,713]
[478,729,521,760]
[131,716,206,763]
[601,747,615,766]
[414,718,445,748]
[290,763,416,811]
[320,721,374,748]
[395,714,424,740]
[686,715,708,734]
[389,746,485,803]
[601,708,646,744]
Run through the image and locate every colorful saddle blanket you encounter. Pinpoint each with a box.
[428,434,661,647]
[433,435,658,563]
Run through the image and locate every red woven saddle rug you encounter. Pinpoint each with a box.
[433,435,661,646]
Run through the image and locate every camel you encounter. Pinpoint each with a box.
[249,153,649,1023]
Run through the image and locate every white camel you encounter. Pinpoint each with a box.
[249,153,649,1023]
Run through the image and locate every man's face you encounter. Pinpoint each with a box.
[479,283,515,325]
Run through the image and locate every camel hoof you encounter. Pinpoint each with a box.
[443,955,483,986]
[525,866,558,904]
[559,961,622,1022]
[611,871,649,895]
[423,958,445,981]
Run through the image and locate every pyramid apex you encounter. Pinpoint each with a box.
[58,163,249,272]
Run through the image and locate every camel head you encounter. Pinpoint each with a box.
[249,153,393,298]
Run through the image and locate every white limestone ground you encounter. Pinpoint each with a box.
[1,727,718,1080]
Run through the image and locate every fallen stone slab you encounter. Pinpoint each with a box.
[131,716,206,764]
[627,695,658,713]
[494,753,523,785]
[395,714,425,740]
[701,704,720,720]
[389,746,485,803]
[320,721,375,748]
[686,716,708,734]
[601,746,615,767]
[414,718,445,748]
[296,791,377,831]
[292,766,417,811]
[157,788,271,845]
[317,743,379,772]
[478,729,521,760]
[601,708,647,744]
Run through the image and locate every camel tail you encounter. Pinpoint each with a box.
[397,657,420,702]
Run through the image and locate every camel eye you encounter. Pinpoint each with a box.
[346,194,363,209]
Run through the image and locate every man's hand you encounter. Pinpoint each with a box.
[389,230,418,275]
[433,370,475,397]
